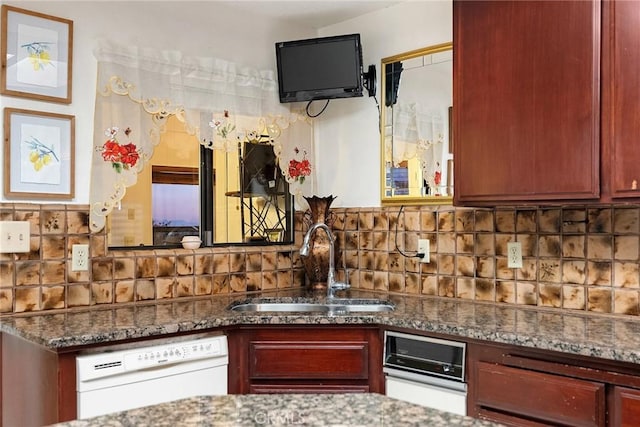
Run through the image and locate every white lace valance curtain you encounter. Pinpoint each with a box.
[89,40,314,232]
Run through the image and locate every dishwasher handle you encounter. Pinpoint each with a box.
[383,366,467,393]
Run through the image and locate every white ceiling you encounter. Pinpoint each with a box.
[220,1,404,29]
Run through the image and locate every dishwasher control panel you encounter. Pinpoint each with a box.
[76,335,228,382]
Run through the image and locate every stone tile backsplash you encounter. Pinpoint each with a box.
[1,203,639,318]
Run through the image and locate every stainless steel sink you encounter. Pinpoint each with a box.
[229,299,395,313]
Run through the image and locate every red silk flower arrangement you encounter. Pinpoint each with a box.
[101,127,140,173]
[288,147,311,184]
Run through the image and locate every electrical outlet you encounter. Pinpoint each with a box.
[72,244,90,271]
[507,242,523,268]
[418,238,430,263]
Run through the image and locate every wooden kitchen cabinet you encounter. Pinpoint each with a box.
[453,0,640,205]
[467,341,640,426]
[226,326,383,394]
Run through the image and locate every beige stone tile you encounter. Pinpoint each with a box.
[67,211,89,234]
[245,253,262,273]
[42,261,66,285]
[195,276,213,295]
[539,284,561,308]
[212,274,231,293]
[587,261,612,286]
[438,276,455,297]
[67,264,90,283]
[614,262,640,288]
[344,231,358,250]
[91,235,107,258]
[475,210,494,232]
[495,234,513,257]
[92,259,113,281]
[562,235,586,258]
[475,279,494,302]
[155,278,175,299]
[518,234,537,257]
[455,210,474,232]
[456,234,474,254]
[359,252,374,270]
[495,210,515,232]
[587,235,612,260]
[135,279,156,300]
[456,277,474,299]
[344,250,359,270]
[420,255,437,274]
[136,257,156,278]
[563,285,585,310]
[262,252,276,271]
[358,270,374,290]
[421,275,438,295]
[475,234,495,256]
[404,233,419,255]
[373,232,388,251]
[176,276,194,296]
[41,286,65,310]
[538,209,561,233]
[538,235,561,257]
[261,272,277,290]
[0,289,13,312]
[114,258,135,280]
[360,231,373,250]
[155,256,174,277]
[516,210,537,233]
[230,253,246,273]
[456,255,475,277]
[438,232,456,254]
[16,262,40,286]
[15,210,41,236]
[614,207,640,234]
[373,212,389,231]
[15,287,40,312]
[476,256,494,278]
[516,282,537,305]
[229,273,246,292]
[91,282,113,304]
[0,262,14,287]
[344,212,358,230]
[420,210,437,232]
[496,281,515,303]
[614,235,639,261]
[115,280,134,303]
[437,211,455,232]
[437,254,455,275]
[538,260,561,283]
[245,272,261,292]
[517,258,537,281]
[587,288,612,313]
[387,253,403,272]
[403,211,420,232]
[16,236,40,261]
[42,235,66,259]
[588,208,612,233]
[213,253,230,274]
[276,251,292,269]
[563,260,586,285]
[41,210,65,234]
[495,258,515,280]
[376,271,391,291]
[405,273,420,294]
[562,209,587,233]
[614,289,639,315]
[358,211,374,230]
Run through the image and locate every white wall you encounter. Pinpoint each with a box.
[316,1,452,208]
[0,0,315,204]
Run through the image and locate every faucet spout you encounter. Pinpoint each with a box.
[300,222,348,298]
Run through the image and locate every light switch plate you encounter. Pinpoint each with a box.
[0,221,31,253]
[507,242,523,268]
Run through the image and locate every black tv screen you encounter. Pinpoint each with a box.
[275,33,363,103]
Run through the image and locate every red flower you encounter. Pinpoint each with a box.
[101,140,121,162]
[120,143,139,167]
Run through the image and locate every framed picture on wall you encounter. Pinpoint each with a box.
[3,108,75,199]
[0,5,73,103]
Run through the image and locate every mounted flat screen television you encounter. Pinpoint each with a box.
[275,33,364,103]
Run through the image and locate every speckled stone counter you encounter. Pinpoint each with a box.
[3,289,640,364]
[52,393,499,427]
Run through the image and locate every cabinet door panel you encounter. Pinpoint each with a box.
[250,384,369,394]
[476,361,605,427]
[249,341,368,379]
[454,0,600,203]
[603,0,640,198]
[612,386,640,427]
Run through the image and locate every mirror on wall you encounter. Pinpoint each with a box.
[380,42,453,205]
[106,115,294,249]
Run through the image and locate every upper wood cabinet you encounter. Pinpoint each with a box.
[453,0,640,205]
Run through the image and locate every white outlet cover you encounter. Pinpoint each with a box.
[507,242,523,268]
[72,244,90,271]
[418,239,430,263]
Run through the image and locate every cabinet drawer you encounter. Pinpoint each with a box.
[612,386,640,427]
[476,362,605,427]
[249,341,368,379]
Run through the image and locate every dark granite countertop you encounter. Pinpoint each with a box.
[51,393,499,427]
[2,289,640,364]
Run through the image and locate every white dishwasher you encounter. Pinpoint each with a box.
[76,335,228,419]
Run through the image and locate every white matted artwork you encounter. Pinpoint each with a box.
[0,5,73,103]
[3,108,75,199]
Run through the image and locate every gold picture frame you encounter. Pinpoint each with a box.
[4,108,75,199]
[0,5,73,103]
